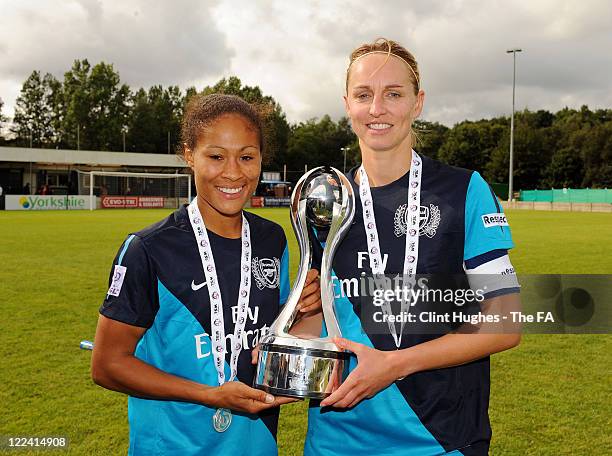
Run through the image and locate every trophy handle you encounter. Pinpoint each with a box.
[319,167,354,340]
[268,169,318,337]
[267,167,355,345]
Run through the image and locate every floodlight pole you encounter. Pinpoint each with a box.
[341,147,350,174]
[507,48,522,202]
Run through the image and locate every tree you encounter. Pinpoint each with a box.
[485,111,555,189]
[127,85,183,153]
[127,88,156,152]
[11,71,62,147]
[286,115,356,180]
[0,97,6,130]
[6,61,610,192]
[183,86,198,108]
[0,97,6,144]
[543,146,584,188]
[413,120,449,160]
[568,121,612,188]
[61,59,130,151]
[438,119,506,173]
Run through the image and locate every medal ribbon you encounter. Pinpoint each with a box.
[188,199,252,386]
[358,150,422,348]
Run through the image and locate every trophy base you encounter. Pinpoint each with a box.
[254,343,350,399]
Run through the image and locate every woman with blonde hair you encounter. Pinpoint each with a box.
[305,39,521,456]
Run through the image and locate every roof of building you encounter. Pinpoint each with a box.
[0,146,188,168]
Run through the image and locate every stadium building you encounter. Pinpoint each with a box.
[0,146,191,210]
[0,147,291,210]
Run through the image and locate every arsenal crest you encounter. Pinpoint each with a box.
[394,203,441,238]
[252,257,280,290]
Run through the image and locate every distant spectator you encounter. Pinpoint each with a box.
[41,184,49,195]
[23,183,30,195]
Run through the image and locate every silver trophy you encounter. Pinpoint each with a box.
[254,167,355,399]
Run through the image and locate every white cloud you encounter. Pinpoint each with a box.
[0,0,231,117]
[1,0,611,127]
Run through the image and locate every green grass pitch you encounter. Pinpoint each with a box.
[0,208,610,455]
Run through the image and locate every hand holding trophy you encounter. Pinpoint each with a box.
[254,166,355,399]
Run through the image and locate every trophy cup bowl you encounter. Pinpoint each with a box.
[305,174,336,228]
[254,167,355,399]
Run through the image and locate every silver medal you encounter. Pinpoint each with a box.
[212,408,232,433]
[188,199,252,432]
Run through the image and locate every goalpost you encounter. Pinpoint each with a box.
[78,170,192,210]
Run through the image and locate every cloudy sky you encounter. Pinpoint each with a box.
[1,0,611,126]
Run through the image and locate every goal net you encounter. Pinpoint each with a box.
[77,170,192,210]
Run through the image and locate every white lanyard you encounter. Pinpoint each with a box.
[358,150,422,347]
[187,199,252,386]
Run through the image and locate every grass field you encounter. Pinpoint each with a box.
[0,208,610,455]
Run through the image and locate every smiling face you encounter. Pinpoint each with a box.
[345,53,424,155]
[184,113,262,226]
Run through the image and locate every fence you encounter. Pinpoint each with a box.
[520,188,612,203]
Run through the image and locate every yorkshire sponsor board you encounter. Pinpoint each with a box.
[5,195,92,211]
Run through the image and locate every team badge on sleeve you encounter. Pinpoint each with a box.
[394,203,441,238]
[107,265,127,297]
[481,213,509,228]
[252,257,280,290]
